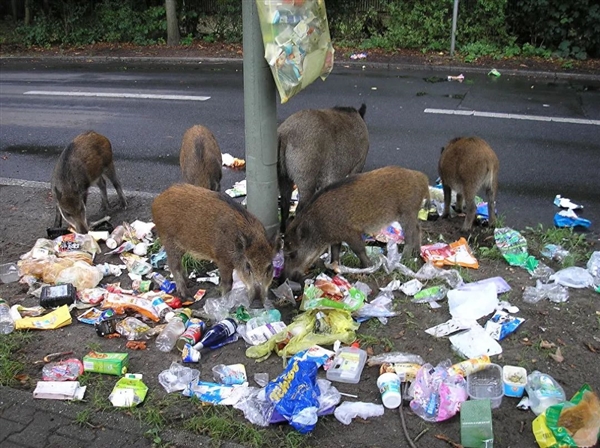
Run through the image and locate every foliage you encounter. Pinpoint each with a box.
[0,331,35,387]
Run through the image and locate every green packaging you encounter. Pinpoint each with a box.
[83,352,129,376]
[461,399,493,448]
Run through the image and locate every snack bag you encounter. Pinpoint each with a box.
[256,0,334,103]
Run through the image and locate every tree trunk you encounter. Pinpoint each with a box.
[24,0,31,25]
[165,0,180,46]
[11,0,18,20]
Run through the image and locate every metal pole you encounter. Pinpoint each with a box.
[242,1,279,238]
[450,0,459,57]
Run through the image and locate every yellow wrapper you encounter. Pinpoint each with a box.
[15,305,72,330]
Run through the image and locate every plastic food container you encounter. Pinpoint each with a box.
[467,363,503,409]
[502,365,527,397]
[0,262,20,284]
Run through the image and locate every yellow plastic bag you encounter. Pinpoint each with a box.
[255,0,334,103]
[246,309,358,362]
[15,305,72,330]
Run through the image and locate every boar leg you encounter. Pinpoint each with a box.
[164,242,193,300]
[96,175,110,211]
[486,185,497,227]
[54,205,63,228]
[105,163,128,208]
[330,243,342,264]
[441,185,452,218]
[216,261,234,297]
[279,176,294,233]
[462,193,477,231]
[455,193,464,214]
[401,219,422,259]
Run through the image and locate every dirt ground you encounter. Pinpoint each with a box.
[0,181,599,448]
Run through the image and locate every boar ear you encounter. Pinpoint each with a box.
[235,234,252,253]
[440,146,446,154]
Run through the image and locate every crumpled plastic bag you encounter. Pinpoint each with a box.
[55,260,103,290]
[409,360,468,422]
[158,362,200,393]
[256,0,334,104]
[494,227,539,271]
[265,347,331,433]
[246,309,357,362]
[334,401,385,425]
[523,280,569,304]
[533,384,600,448]
[550,267,595,289]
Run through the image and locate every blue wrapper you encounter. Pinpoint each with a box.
[485,311,525,341]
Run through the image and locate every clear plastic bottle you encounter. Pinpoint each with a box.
[246,309,282,332]
[193,318,238,350]
[150,272,176,294]
[0,298,15,335]
[155,310,190,352]
[151,297,174,320]
[106,225,126,250]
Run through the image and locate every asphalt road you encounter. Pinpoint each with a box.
[1,58,599,232]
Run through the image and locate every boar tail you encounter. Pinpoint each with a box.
[358,103,367,120]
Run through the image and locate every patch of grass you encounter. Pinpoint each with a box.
[75,409,92,426]
[183,253,215,275]
[0,331,36,386]
[524,224,590,265]
[85,341,102,352]
[477,245,503,261]
[356,332,394,351]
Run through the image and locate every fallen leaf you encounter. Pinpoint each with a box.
[14,374,30,384]
[556,338,567,346]
[125,341,147,350]
[585,342,597,353]
[549,347,564,363]
[540,340,556,349]
[394,330,405,339]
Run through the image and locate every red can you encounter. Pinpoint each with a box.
[176,320,206,351]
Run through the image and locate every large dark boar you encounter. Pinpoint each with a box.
[438,136,499,231]
[151,184,278,303]
[277,104,369,233]
[283,166,429,282]
[179,125,223,191]
[51,130,127,234]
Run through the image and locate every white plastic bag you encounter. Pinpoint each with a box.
[333,401,384,425]
[550,266,594,288]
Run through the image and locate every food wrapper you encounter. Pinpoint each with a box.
[533,384,600,448]
[420,237,478,269]
[77,307,114,325]
[494,227,539,271]
[256,0,334,103]
[78,287,108,305]
[212,364,248,386]
[222,153,246,169]
[115,317,153,340]
[15,305,72,330]
[101,292,160,322]
[300,284,365,312]
[55,260,103,290]
[108,374,148,407]
[484,311,525,341]
[54,233,100,263]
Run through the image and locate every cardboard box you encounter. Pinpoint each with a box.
[461,399,493,448]
[83,352,128,376]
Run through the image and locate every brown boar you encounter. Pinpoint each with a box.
[51,130,127,234]
[283,166,429,282]
[151,184,278,303]
[438,136,499,231]
[278,104,369,233]
[179,125,223,191]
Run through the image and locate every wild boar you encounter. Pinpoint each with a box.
[179,125,223,191]
[151,184,278,303]
[283,166,429,282]
[277,104,369,233]
[51,130,127,234]
[438,136,499,230]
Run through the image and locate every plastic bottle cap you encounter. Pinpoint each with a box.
[351,342,360,349]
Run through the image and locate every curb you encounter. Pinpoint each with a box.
[2,54,600,82]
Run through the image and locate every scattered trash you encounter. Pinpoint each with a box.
[461,399,494,447]
[502,365,527,397]
[523,280,569,303]
[158,362,200,393]
[212,364,248,386]
[156,310,191,352]
[254,372,269,387]
[532,386,598,447]
[457,276,511,294]
[449,323,503,358]
[554,194,583,210]
[448,282,498,321]
[367,352,425,367]
[300,275,366,312]
[399,278,423,296]
[587,251,600,284]
[409,360,468,422]
[494,227,539,271]
[549,266,595,289]
[466,363,503,409]
[15,304,72,330]
[350,52,367,60]
[109,373,148,407]
[334,401,384,425]
[0,262,20,283]
[420,238,479,269]
[541,244,571,262]
[33,381,86,401]
[526,371,566,415]
[39,283,77,308]
[183,379,248,405]
[221,153,246,169]
[488,68,501,77]
[554,209,592,229]
[83,352,129,376]
[377,371,402,409]
[447,74,465,82]
[42,358,84,381]
[326,343,367,384]
[413,285,448,308]
[484,311,525,340]
[116,317,154,341]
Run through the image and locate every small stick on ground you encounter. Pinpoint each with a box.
[414,428,429,442]
[520,420,526,434]
[435,433,464,448]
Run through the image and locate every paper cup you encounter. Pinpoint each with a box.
[377,372,401,409]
